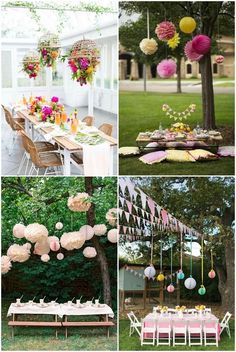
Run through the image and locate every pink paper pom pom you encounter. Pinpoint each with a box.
[184,40,204,62]
[192,34,211,55]
[215,55,224,64]
[157,59,177,78]
[155,21,176,41]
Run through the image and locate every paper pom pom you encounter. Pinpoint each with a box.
[67,193,91,212]
[177,270,185,280]
[167,32,180,49]
[155,21,176,41]
[60,231,85,250]
[83,247,97,258]
[23,243,32,250]
[93,224,107,236]
[139,38,158,55]
[55,222,63,230]
[198,285,206,295]
[144,265,156,279]
[184,40,204,62]
[157,272,165,281]
[107,229,118,243]
[24,223,48,243]
[106,208,117,226]
[80,225,94,240]
[13,224,26,239]
[179,17,196,34]
[50,240,60,252]
[57,253,64,260]
[1,256,12,274]
[215,55,224,64]
[7,244,30,262]
[34,240,50,255]
[167,284,175,293]
[192,34,211,55]
[41,254,50,262]
[184,276,196,290]
[157,59,176,78]
[208,269,216,279]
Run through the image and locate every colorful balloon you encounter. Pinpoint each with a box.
[179,17,196,34]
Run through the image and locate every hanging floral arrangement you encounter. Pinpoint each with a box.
[22,50,40,79]
[68,39,100,86]
[38,32,60,68]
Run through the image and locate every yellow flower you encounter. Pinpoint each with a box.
[86,66,93,74]
[167,32,180,49]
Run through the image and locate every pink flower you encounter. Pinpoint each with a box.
[36,96,42,101]
[71,65,78,73]
[42,48,47,56]
[28,64,34,71]
[42,105,53,116]
[79,58,89,70]
[51,96,59,103]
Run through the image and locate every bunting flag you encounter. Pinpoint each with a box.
[126,200,133,213]
[124,265,181,280]
[148,197,156,216]
[140,191,147,209]
[119,178,127,195]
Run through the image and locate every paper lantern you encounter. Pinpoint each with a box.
[34,240,50,255]
[179,17,196,34]
[106,208,117,226]
[177,270,185,280]
[57,253,64,260]
[157,272,165,281]
[139,38,158,55]
[155,21,176,41]
[144,265,156,279]
[184,40,204,62]
[107,229,118,243]
[60,231,85,250]
[41,254,50,262]
[50,240,60,252]
[184,276,196,290]
[7,244,30,263]
[83,247,97,258]
[192,35,211,55]
[198,285,206,295]
[208,269,216,279]
[93,224,107,236]
[48,236,60,244]
[167,284,175,293]
[157,59,176,78]
[1,256,12,274]
[215,55,224,64]
[80,225,94,240]
[13,224,26,239]
[23,243,32,250]
[67,193,91,212]
[55,222,63,230]
[24,223,48,243]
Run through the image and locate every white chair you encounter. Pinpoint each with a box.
[140,319,156,346]
[205,308,212,314]
[167,308,176,314]
[220,312,232,338]
[188,321,203,346]
[127,311,141,337]
[203,320,219,347]
[187,308,197,314]
[173,320,187,346]
[156,320,171,346]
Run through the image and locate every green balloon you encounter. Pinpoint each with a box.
[198,286,206,295]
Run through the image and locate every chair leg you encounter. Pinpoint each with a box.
[17,152,26,175]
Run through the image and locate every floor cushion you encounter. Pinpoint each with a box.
[166,150,196,162]
[119,147,140,156]
[139,151,167,164]
[188,149,218,161]
[217,146,235,157]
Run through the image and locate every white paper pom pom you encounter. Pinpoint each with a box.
[1,256,12,274]
[60,231,85,250]
[67,193,91,212]
[83,247,97,258]
[139,38,158,55]
[106,208,117,226]
[13,224,26,238]
[55,222,63,230]
[34,240,50,255]
[23,243,32,250]
[107,229,118,243]
[57,253,64,260]
[48,236,60,243]
[50,240,60,252]
[7,244,30,262]
[41,254,50,262]
[93,224,107,236]
[24,223,48,243]
[80,225,94,240]
[144,265,156,279]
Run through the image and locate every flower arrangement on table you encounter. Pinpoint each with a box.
[40,96,64,122]
[195,305,206,311]
[38,33,60,68]
[175,305,186,312]
[28,96,45,115]
[160,306,168,313]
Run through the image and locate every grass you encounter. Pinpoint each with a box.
[119,92,234,175]
[119,319,235,351]
[214,82,235,87]
[2,300,117,351]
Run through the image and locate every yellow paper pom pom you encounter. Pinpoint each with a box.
[167,33,180,49]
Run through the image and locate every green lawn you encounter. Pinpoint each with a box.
[2,301,117,351]
[119,92,234,175]
[119,319,235,351]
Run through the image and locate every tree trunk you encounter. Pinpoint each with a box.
[176,57,182,94]
[85,177,112,306]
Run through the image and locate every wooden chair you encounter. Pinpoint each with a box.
[82,116,94,126]
[99,123,113,136]
[19,131,63,175]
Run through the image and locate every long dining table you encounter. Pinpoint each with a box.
[17,110,117,176]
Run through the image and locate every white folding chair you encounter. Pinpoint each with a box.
[173,320,187,346]
[140,319,156,346]
[127,311,141,337]
[167,308,176,314]
[205,308,212,314]
[203,320,219,347]
[156,320,171,346]
[220,312,232,338]
[187,308,197,314]
[188,321,203,346]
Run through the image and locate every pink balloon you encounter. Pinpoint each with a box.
[167,284,175,293]
[192,34,211,55]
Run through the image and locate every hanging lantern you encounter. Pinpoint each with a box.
[167,284,175,293]
[155,21,176,41]
[192,34,211,55]
[179,17,196,34]
[1,256,12,274]
[24,223,48,243]
[55,222,63,230]
[22,50,40,79]
[41,254,50,262]
[144,264,156,279]
[208,269,216,279]
[13,224,26,239]
[38,32,60,68]
[198,285,206,295]
[60,231,85,250]
[83,247,97,258]
[177,269,185,280]
[157,272,165,281]
[184,276,196,290]
[67,193,91,212]
[57,253,64,260]
[184,40,203,62]
[93,224,107,236]
[80,225,94,240]
[68,39,100,86]
[139,38,158,55]
[215,55,224,64]
[107,229,118,243]
[157,59,177,78]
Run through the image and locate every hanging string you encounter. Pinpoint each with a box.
[210,248,214,270]
[170,240,173,282]
[180,231,183,270]
[201,235,204,285]
[71,214,73,231]
[160,237,163,271]
[190,235,193,276]
[147,8,150,39]
[150,230,154,264]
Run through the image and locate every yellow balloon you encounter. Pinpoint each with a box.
[157,273,165,281]
[179,17,196,34]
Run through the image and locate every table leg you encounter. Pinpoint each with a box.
[63,149,71,176]
[109,146,114,175]
[55,315,58,339]
[65,316,68,339]
[12,314,15,338]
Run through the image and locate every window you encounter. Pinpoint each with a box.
[52,61,64,86]
[213,63,218,74]
[1,51,12,88]
[187,63,192,74]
